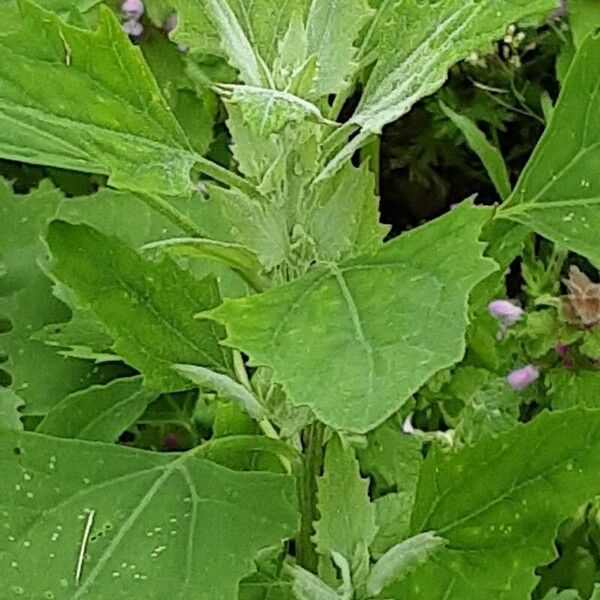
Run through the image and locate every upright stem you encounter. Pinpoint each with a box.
[195,157,263,200]
[296,421,324,573]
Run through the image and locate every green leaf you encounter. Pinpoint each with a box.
[47,221,233,392]
[36,377,157,442]
[0,0,102,23]
[322,0,555,179]
[310,162,389,261]
[440,102,511,200]
[175,364,267,422]
[0,429,298,599]
[219,85,334,136]
[202,0,266,86]
[0,388,24,430]
[0,180,107,415]
[207,202,496,432]
[287,564,344,600]
[581,328,600,360]
[366,532,448,597]
[392,409,600,599]
[194,184,290,272]
[372,492,415,558]
[358,422,423,495]
[141,27,218,156]
[314,435,377,584]
[569,0,600,49]
[142,237,267,292]
[0,1,198,196]
[306,0,373,96]
[547,370,600,410]
[497,34,600,268]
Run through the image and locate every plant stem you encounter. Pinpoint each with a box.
[195,156,263,200]
[296,421,324,573]
[142,193,204,237]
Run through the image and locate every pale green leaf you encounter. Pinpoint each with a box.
[0,388,24,430]
[193,184,290,272]
[202,0,266,86]
[306,0,373,96]
[0,1,199,196]
[287,564,344,600]
[393,409,600,599]
[143,237,267,292]
[440,102,511,200]
[219,84,333,136]
[314,436,377,577]
[322,0,555,179]
[310,162,389,261]
[175,364,267,421]
[542,589,582,600]
[366,532,448,597]
[353,0,555,133]
[0,0,102,23]
[36,377,157,442]
[0,429,298,599]
[206,202,495,432]
[497,34,600,267]
[47,221,233,392]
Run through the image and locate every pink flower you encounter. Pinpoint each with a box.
[488,300,524,327]
[507,365,539,391]
[121,0,144,19]
[122,19,144,37]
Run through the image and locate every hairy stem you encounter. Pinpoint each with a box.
[195,156,263,200]
[296,421,325,572]
[142,193,204,237]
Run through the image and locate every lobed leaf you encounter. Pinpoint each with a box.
[0,1,198,195]
[0,429,298,599]
[497,33,600,268]
[392,409,600,598]
[207,202,496,432]
[47,221,233,392]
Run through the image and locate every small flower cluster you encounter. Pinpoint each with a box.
[488,299,539,391]
[121,0,144,38]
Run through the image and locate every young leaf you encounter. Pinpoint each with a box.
[219,85,334,136]
[0,389,24,430]
[314,435,377,584]
[321,0,556,179]
[47,221,233,392]
[440,102,511,200]
[547,370,600,410]
[497,34,600,267]
[305,0,373,97]
[0,429,298,599]
[0,1,198,195]
[366,532,448,597]
[393,409,600,598]
[142,237,267,292]
[207,202,496,432]
[287,564,345,600]
[175,364,267,422]
[36,377,157,442]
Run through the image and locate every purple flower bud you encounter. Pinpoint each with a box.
[121,0,144,20]
[488,299,524,327]
[122,18,144,38]
[164,12,178,34]
[555,343,569,357]
[507,365,539,391]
